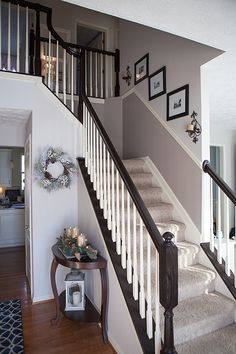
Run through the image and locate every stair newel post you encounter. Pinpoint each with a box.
[160,232,178,354]
[29,28,35,75]
[78,48,85,123]
[114,48,120,97]
[35,9,41,76]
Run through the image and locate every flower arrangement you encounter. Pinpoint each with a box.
[57,227,98,261]
[34,147,77,192]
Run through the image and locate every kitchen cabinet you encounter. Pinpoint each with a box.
[0,208,24,247]
[0,149,12,187]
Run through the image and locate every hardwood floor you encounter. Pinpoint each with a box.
[0,247,116,354]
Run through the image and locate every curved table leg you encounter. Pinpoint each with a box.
[100,268,108,343]
[50,257,61,325]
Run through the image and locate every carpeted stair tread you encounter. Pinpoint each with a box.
[178,264,216,301]
[147,203,174,222]
[176,324,236,354]
[176,241,200,267]
[129,172,154,188]
[136,187,163,205]
[166,292,235,345]
[122,159,147,173]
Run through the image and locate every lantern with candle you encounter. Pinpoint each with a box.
[65,269,85,311]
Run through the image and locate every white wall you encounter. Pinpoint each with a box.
[119,20,221,160]
[0,72,81,301]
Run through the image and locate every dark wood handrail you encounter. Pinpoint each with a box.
[82,93,164,251]
[202,160,236,205]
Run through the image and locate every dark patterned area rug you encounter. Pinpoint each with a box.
[0,299,24,354]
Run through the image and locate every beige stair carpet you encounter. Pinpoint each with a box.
[122,158,236,353]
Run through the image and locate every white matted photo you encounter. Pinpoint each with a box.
[149,66,166,101]
[167,84,189,120]
[134,53,149,85]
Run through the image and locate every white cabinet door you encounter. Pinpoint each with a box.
[0,149,12,187]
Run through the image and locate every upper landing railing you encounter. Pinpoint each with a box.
[0,0,120,118]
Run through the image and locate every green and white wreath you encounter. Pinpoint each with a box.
[34,147,77,192]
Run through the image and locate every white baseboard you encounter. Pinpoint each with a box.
[144,156,201,244]
[32,294,54,303]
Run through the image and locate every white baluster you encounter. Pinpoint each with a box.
[96,129,100,200]
[71,55,74,112]
[16,4,20,72]
[7,2,11,71]
[210,178,214,252]
[103,144,107,219]
[83,103,86,159]
[100,136,104,209]
[87,113,91,175]
[55,40,59,96]
[139,218,145,318]
[95,52,98,97]
[225,198,231,276]
[154,250,161,354]
[121,180,126,268]
[90,116,93,181]
[93,123,97,191]
[127,192,132,284]
[132,204,138,300]
[48,31,51,89]
[146,236,153,339]
[63,49,66,104]
[84,106,88,167]
[107,153,111,230]
[90,51,93,96]
[25,7,29,73]
[111,160,116,241]
[217,186,222,263]
[116,170,121,255]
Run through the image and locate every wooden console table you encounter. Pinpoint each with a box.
[50,244,108,342]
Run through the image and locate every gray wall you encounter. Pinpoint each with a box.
[119,20,221,160]
[123,93,202,230]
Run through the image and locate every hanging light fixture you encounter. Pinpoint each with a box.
[186,110,202,143]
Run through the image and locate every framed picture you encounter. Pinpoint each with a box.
[149,66,166,101]
[134,53,149,85]
[167,84,189,120]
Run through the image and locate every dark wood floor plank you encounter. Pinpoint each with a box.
[0,246,116,354]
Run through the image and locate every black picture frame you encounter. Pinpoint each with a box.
[167,84,189,121]
[148,66,166,101]
[134,53,149,85]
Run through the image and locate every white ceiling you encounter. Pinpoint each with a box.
[63,0,236,129]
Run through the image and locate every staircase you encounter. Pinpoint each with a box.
[79,157,236,353]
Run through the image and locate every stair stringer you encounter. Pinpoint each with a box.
[77,159,149,354]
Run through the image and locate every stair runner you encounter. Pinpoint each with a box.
[122,158,236,354]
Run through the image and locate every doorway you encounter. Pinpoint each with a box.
[76,23,106,96]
